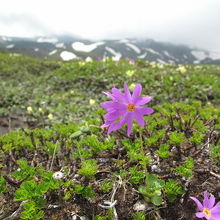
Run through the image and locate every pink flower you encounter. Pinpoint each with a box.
[100,83,154,136]
[125,57,136,65]
[190,191,220,219]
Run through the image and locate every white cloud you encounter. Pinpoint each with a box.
[0,0,220,51]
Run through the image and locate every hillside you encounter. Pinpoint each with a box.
[0,51,220,219]
[1,35,220,64]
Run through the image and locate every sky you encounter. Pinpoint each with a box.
[0,0,220,52]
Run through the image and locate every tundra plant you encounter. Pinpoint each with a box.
[190,191,220,219]
[100,83,154,136]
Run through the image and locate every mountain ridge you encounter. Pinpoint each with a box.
[1,35,220,64]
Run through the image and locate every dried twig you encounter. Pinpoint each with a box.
[49,140,59,171]
[4,200,28,220]
[4,174,30,186]
[98,178,122,220]
[8,151,18,166]
[210,171,220,179]
[191,137,211,157]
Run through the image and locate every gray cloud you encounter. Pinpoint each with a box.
[0,0,220,52]
[0,13,55,36]
[98,1,220,52]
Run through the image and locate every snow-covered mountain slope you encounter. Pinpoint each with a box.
[0,35,220,64]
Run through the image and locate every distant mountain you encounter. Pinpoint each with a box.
[1,35,220,64]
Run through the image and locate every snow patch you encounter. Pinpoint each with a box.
[146,48,160,56]
[138,53,147,59]
[2,36,12,41]
[208,51,220,60]
[168,60,175,64]
[6,44,14,48]
[105,47,122,60]
[126,43,141,54]
[163,51,177,60]
[60,51,77,61]
[192,50,220,61]
[163,51,169,57]
[191,51,208,61]
[72,41,105,52]
[56,43,65,48]
[37,37,58,43]
[34,48,39,52]
[49,50,57,56]
[118,39,129,43]
[156,58,166,64]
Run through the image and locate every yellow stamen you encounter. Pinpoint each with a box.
[127,103,136,112]
[203,208,211,217]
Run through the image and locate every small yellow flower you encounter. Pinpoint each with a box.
[85,57,92,62]
[157,63,164,69]
[27,106,33,114]
[150,61,157,68]
[177,66,187,73]
[89,99,96,106]
[129,83,136,91]
[48,113,53,120]
[70,90,74,94]
[103,57,110,62]
[38,108,43,113]
[112,56,120,61]
[78,61,85,66]
[126,70,135,77]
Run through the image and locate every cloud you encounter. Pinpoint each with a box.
[0,0,220,51]
[0,13,55,36]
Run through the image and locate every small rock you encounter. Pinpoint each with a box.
[52,171,65,180]
[133,200,148,211]
[151,164,161,172]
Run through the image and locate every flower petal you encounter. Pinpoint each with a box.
[100,101,115,110]
[210,212,220,219]
[136,107,154,115]
[101,120,114,128]
[126,113,133,136]
[112,88,125,101]
[133,110,145,127]
[195,212,205,218]
[104,108,126,121]
[210,202,220,214]
[100,101,126,111]
[107,112,131,134]
[207,195,215,209]
[131,84,142,103]
[190,196,203,211]
[135,96,152,105]
[203,191,215,209]
[124,82,132,103]
[107,120,123,134]
[102,91,115,100]
[203,191,210,209]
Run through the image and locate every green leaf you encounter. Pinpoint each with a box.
[151,195,163,206]
[35,181,49,195]
[70,131,83,139]
[0,176,7,194]
[78,159,98,178]
[14,188,29,201]
[63,191,72,200]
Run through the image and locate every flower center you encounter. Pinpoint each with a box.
[203,208,211,217]
[127,103,136,112]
